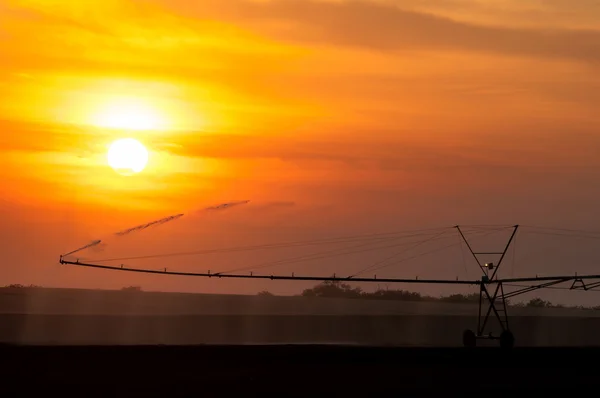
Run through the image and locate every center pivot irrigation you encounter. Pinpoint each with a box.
[59,224,600,348]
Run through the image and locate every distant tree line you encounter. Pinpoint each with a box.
[3,282,596,310]
[298,281,480,304]
[260,281,600,310]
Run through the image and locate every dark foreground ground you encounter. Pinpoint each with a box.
[1,345,598,396]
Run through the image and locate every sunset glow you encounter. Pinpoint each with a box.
[91,98,167,131]
[1,0,599,298]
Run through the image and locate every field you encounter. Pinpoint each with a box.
[2,287,600,395]
[2,287,600,346]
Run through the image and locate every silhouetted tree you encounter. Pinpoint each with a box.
[302,281,363,298]
[525,298,552,308]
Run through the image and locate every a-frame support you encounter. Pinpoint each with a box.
[456,225,519,348]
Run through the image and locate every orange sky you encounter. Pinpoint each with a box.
[1,0,600,303]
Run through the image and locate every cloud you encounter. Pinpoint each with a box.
[155,131,519,175]
[154,132,362,165]
[0,119,109,154]
[394,0,600,30]
[150,124,600,195]
[3,0,600,133]
[161,0,600,64]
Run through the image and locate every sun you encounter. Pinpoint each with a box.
[107,138,149,176]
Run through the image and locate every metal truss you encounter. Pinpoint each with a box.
[59,224,600,349]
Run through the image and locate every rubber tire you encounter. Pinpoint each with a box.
[462,329,476,348]
[499,330,515,349]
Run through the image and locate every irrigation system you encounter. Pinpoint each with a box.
[59,224,600,348]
